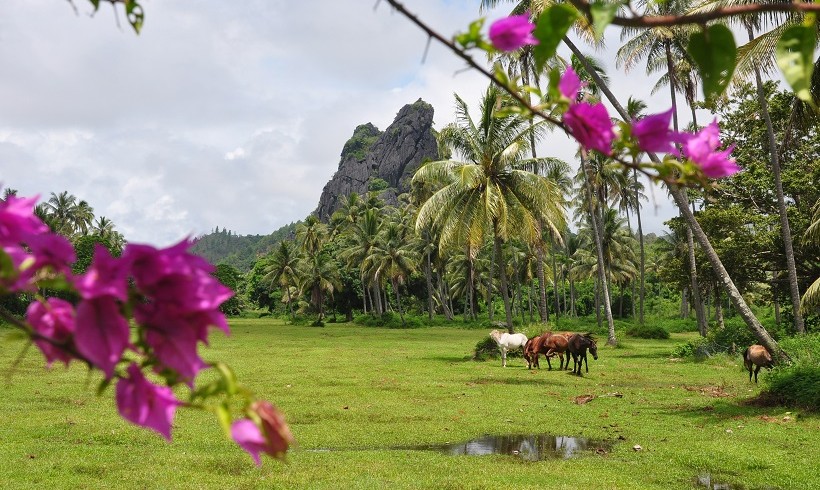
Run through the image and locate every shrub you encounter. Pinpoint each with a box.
[353,312,422,329]
[761,334,820,411]
[626,323,670,339]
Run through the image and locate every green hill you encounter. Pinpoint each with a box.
[191,222,299,272]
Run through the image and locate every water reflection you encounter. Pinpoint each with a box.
[400,434,608,461]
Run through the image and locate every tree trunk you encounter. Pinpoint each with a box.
[425,251,434,320]
[634,168,646,325]
[774,290,781,325]
[393,278,405,327]
[564,36,785,360]
[715,287,725,330]
[487,246,495,322]
[595,278,602,329]
[286,285,293,318]
[681,287,689,319]
[536,243,549,322]
[494,232,515,332]
[552,242,560,320]
[748,28,805,334]
[570,279,577,317]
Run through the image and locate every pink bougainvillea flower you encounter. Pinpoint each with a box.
[124,239,214,292]
[74,296,130,378]
[559,67,582,101]
[251,400,294,461]
[0,194,48,245]
[232,419,268,466]
[144,325,208,383]
[1,244,36,292]
[27,233,76,276]
[116,363,181,440]
[488,14,538,52]
[74,245,131,301]
[632,108,677,153]
[563,102,615,154]
[26,298,76,367]
[676,120,740,178]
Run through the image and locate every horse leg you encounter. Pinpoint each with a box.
[545,351,553,370]
[559,353,565,370]
[584,351,589,373]
[502,347,507,367]
[754,365,761,383]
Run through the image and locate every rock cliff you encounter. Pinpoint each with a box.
[314,99,438,221]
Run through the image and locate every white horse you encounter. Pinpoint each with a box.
[489,329,528,367]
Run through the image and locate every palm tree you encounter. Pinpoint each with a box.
[45,191,79,236]
[297,249,341,321]
[365,220,419,326]
[339,208,384,315]
[616,0,710,335]
[414,84,565,331]
[297,215,329,257]
[264,241,302,317]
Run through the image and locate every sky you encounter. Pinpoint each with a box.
[1,0,684,246]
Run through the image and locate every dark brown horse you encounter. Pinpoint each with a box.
[567,333,598,375]
[743,344,773,383]
[526,332,569,370]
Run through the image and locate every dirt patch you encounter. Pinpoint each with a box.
[683,385,732,398]
[574,394,596,405]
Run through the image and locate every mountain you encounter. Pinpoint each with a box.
[314,99,439,221]
[192,99,439,270]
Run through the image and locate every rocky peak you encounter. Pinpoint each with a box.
[314,99,438,221]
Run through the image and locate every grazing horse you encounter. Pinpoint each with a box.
[523,335,541,369]
[743,344,773,383]
[489,329,528,367]
[567,333,598,375]
[527,332,569,370]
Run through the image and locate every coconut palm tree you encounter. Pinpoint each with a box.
[365,220,419,327]
[297,249,341,321]
[414,84,565,331]
[264,240,302,317]
[339,208,384,315]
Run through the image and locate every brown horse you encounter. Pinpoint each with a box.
[567,333,598,375]
[743,344,773,383]
[523,336,541,369]
[526,332,569,370]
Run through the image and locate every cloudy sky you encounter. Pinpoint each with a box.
[1,0,682,246]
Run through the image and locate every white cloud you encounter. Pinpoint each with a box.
[0,1,682,246]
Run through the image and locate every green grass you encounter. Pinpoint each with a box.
[1,320,817,489]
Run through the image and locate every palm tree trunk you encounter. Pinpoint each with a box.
[595,278,602,328]
[286,285,293,318]
[494,233,515,332]
[488,247,495,322]
[748,28,805,334]
[583,150,616,345]
[393,278,405,327]
[669,185,788,362]
[536,243,549,321]
[634,168,646,325]
[661,39,707,336]
[426,251,435,320]
[570,279,577,317]
[438,269,453,320]
[552,243,560,320]
[715,287,725,330]
[681,287,689,319]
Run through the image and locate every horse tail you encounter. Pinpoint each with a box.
[742,347,752,371]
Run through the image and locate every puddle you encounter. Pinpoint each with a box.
[310,434,610,461]
[696,473,742,490]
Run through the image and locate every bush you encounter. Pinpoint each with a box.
[626,323,670,339]
[761,334,820,411]
[353,312,422,329]
[472,335,526,361]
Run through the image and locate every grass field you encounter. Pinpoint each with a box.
[1,318,816,489]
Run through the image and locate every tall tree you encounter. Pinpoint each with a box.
[414,84,565,331]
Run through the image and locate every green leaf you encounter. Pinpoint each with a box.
[775,16,817,107]
[687,24,736,103]
[88,0,100,11]
[589,1,620,42]
[96,377,112,396]
[455,18,486,50]
[214,362,238,395]
[125,1,144,34]
[215,402,233,439]
[533,5,578,71]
